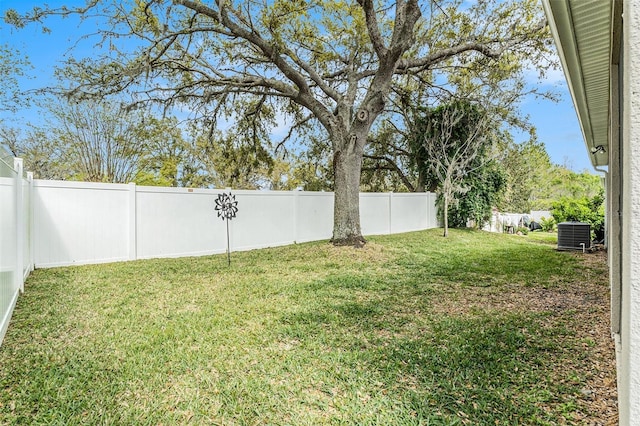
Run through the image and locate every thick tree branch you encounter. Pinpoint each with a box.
[357,0,388,59]
[364,153,415,192]
[398,19,547,71]
[175,0,337,132]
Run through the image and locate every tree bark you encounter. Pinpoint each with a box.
[331,133,366,247]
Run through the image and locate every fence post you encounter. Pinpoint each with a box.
[128,182,137,261]
[388,192,393,234]
[27,172,34,274]
[14,158,24,293]
[431,193,438,228]
[293,190,299,243]
[425,193,430,229]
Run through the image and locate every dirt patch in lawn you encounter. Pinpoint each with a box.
[324,242,390,263]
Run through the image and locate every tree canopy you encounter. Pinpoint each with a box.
[0,44,31,114]
[6,0,554,245]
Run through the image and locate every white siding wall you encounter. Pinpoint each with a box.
[621,3,640,422]
[32,181,438,268]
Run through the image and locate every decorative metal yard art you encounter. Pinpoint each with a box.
[215,192,238,266]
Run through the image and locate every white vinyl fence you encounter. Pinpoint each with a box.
[0,149,33,345]
[32,180,438,268]
[0,152,438,346]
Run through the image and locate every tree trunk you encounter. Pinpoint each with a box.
[331,134,366,247]
[443,193,449,237]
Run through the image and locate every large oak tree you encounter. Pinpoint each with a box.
[7,0,550,245]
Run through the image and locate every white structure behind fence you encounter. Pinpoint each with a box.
[484,210,553,233]
[32,181,438,268]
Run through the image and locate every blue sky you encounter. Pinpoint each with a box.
[0,0,594,172]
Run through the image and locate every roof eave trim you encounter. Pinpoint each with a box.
[542,0,606,168]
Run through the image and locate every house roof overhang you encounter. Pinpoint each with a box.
[542,0,614,168]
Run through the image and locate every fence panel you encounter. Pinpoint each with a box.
[231,190,296,251]
[136,187,227,259]
[0,149,33,345]
[390,193,430,234]
[33,180,130,268]
[295,191,334,243]
[360,193,391,236]
[0,167,18,344]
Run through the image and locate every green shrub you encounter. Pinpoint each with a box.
[539,216,555,232]
[551,189,605,239]
[516,226,529,235]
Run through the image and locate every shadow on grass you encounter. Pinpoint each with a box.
[275,232,586,423]
[389,230,582,289]
[278,299,577,423]
[371,313,570,423]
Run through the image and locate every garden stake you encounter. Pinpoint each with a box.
[214,192,238,266]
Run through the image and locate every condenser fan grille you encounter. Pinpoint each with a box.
[557,222,591,251]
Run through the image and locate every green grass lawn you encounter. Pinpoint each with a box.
[0,229,616,425]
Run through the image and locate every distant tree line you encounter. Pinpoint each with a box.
[2,92,602,234]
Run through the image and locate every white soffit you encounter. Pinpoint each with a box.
[543,0,612,168]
